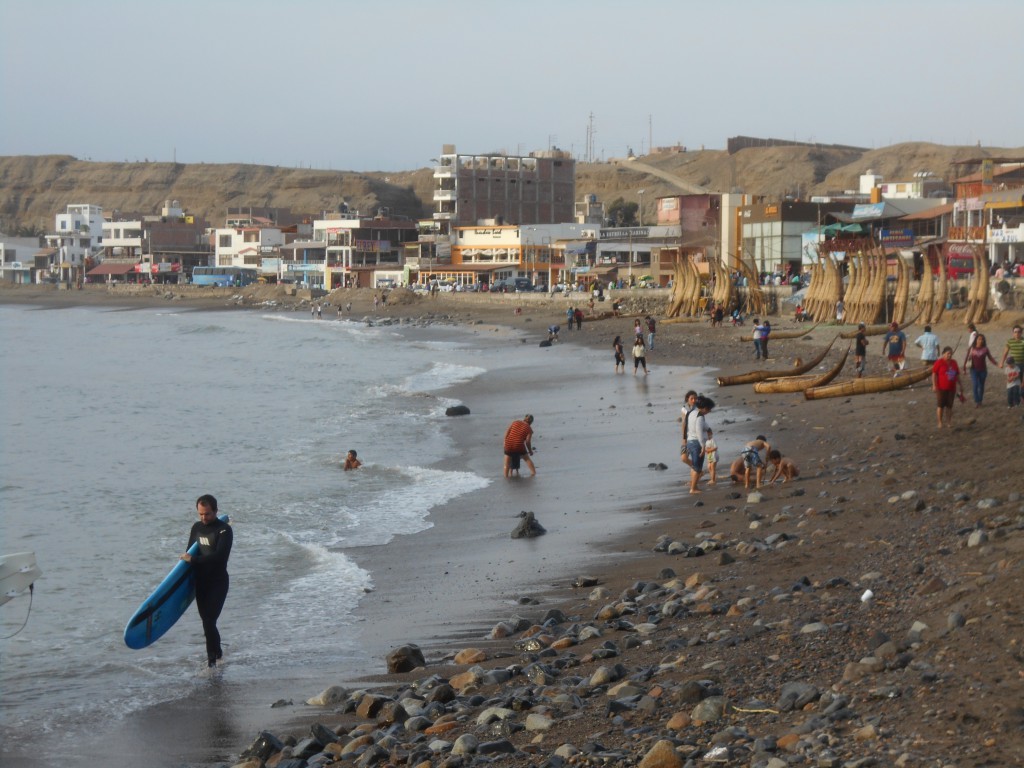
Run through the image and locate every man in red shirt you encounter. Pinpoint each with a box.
[503,414,536,477]
[931,346,965,429]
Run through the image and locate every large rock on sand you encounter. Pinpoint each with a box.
[386,644,425,673]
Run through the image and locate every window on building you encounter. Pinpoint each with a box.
[219,235,232,247]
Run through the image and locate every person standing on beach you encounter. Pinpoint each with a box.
[932,346,964,428]
[632,337,648,375]
[882,322,907,373]
[566,306,574,331]
[914,325,940,366]
[574,307,584,331]
[704,428,719,485]
[963,333,999,406]
[181,495,232,668]
[835,299,845,324]
[645,315,657,351]
[613,335,625,373]
[752,319,765,360]
[679,390,698,466]
[854,322,869,377]
[684,396,714,494]
[503,414,536,478]
[1000,325,1024,381]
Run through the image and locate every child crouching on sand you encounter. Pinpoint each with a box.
[767,449,799,484]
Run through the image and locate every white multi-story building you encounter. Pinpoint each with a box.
[44,204,104,281]
[213,227,286,268]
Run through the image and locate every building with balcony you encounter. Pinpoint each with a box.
[449,223,593,288]
[44,204,105,284]
[433,144,575,229]
[96,200,210,282]
[307,211,420,289]
[948,159,1024,269]
[213,226,287,269]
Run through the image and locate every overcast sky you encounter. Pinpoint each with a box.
[3,0,1021,171]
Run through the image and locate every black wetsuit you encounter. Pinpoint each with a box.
[187,517,233,665]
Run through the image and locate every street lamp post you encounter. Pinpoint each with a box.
[637,189,645,227]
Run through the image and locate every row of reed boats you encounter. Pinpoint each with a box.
[718,329,934,399]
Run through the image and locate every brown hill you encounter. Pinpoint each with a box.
[2,142,1021,233]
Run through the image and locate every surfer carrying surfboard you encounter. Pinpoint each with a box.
[181,495,232,667]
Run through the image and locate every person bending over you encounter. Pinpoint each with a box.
[766,449,800,484]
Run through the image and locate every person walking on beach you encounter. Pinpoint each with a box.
[645,315,657,351]
[684,396,714,494]
[613,335,625,373]
[964,333,999,406]
[181,494,232,668]
[343,450,362,470]
[503,414,536,478]
[854,322,869,377]
[566,306,574,331]
[634,318,643,341]
[574,307,584,331]
[914,325,940,366]
[1004,356,1021,408]
[1000,325,1024,381]
[835,299,845,324]
[932,346,965,428]
[882,322,907,373]
[632,337,648,375]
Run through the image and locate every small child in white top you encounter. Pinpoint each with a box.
[704,428,718,485]
[1006,356,1021,408]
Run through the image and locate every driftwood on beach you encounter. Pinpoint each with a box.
[752,345,850,394]
[716,334,839,386]
[803,364,932,400]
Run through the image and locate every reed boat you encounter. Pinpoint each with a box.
[716,334,838,386]
[752,345,850,394]
[737,322,820,342]
[803,364,932,400]
[839,308,923,339]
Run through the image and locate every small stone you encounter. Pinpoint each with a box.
[638,739,684,768]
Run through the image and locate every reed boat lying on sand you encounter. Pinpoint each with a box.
[803,364,932,400]
[752,345,850,394]
[716,334,839,386]
[839,309,922,339]
[737,322,820,342]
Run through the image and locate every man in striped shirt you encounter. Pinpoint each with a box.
[1001,325,1024,381]
[503,414,536,478]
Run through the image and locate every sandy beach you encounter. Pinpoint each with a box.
[4,282,1023,767]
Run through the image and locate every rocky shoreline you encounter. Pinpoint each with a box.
[4,284,1023,768]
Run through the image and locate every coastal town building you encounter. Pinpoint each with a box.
[447,222,593,288]
[43,204,105,286]
[304,210,419,289]
[947,159,1024,273]
[0,233,45,284]
[95,201,210,283]
[859,170,950,200]
[432,145,575,229]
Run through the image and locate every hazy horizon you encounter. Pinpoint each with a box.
[3,0,1022,172]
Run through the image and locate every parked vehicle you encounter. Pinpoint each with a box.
[946,254,974,280]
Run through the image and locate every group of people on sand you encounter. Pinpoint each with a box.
[930,323,1024,428]
[608,316,657,375]
[678,390,798,495]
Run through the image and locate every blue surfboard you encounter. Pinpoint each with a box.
[124,515,230,650]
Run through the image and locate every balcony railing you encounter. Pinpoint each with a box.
[433,190,456,201]
[948,226,986,242]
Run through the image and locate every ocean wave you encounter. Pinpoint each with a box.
[400,362,486,394]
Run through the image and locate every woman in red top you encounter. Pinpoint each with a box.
[963,333,999,406]
[932,346,965,429]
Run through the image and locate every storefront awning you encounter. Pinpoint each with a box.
[87,262,138,276]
